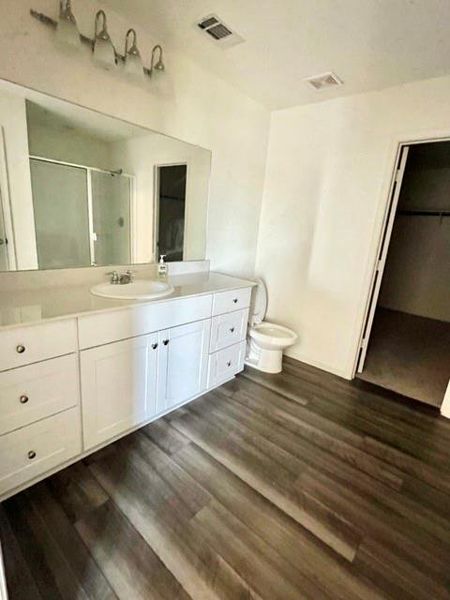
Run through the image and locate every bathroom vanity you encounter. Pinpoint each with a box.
[0,272,253,500]
[0,76,255,501]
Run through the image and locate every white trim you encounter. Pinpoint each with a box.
[29,154,134,179]
[440,380,450,419]
[129,176,138,263]
[86,168,96,266]
[0,540,7,600]
[349,130,450,379]
[0,127,17,270]
[356,145,409,373]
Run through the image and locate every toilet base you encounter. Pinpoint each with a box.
[245,340,284,374]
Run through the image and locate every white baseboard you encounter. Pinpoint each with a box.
[440,380,450,419]
[284,349,350,380]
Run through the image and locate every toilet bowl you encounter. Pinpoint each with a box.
[245,279,297,374]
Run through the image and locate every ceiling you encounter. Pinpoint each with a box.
[102,0,450,110]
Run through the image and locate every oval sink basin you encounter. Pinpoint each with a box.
[90,280,175,301]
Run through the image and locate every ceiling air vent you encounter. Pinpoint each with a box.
[196,14,244,49]
[304,72,343,91]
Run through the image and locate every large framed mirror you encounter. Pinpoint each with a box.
[0,79,211,272]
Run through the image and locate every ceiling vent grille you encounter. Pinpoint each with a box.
[304,72,343,90]
[196,14,244,48]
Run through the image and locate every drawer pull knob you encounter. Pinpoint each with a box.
[232,298,238,304]
[28,450,36,460]
[20,395,29,404]
[151,343,158,350]
[229,327,235,333]
[227,360,232,367]
[16,344,26,354]
[163,339,169,346]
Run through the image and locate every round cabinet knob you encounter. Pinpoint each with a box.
[232,298,238,304]
[151,343,158,350]
[28,450,36,460]
[19,395,29,404]
[226,360,232,367]
[16,344,26,354]
[229,327,235,333]
[163,339,169,346]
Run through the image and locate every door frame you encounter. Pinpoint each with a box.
[351,132,450,378]
[0,126,17,270]
[153,161,189,262]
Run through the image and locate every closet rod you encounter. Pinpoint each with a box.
[397,209,450,217]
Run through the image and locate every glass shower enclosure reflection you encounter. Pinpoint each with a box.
[30,157,133,269]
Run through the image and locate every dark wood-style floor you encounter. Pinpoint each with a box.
[2,358,450,600]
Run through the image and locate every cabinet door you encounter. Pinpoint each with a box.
[158,319,211,412]
[80,334,159,450]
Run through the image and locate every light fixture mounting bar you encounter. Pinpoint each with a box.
[29,9,155,76]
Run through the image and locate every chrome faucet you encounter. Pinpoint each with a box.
[119,270,134,285]
[107,271,120,284]
[107,270,134,285]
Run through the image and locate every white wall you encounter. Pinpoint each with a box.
[0,0,270,278]
[0,91,37,269]
[256,75,450,378]
[28,121,113,171]
[378,216,450,322]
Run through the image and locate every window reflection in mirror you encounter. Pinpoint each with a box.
[0,79,210,272]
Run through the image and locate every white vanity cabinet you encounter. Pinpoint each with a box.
[157,319,211,413]
[80,333,159,450]
[80,318,211,450]
[0,282,253,500]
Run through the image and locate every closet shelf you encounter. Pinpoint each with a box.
[398,209,450,217]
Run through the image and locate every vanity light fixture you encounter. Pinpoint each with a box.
[55,0,81,49]
[123,29,146,81]
[150,45,165,74]
[93,10,116,70]
[29,5,166,82]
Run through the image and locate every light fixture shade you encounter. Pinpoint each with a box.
[93,10,116,70]
[55,0,81,49]
[123,29,145,82]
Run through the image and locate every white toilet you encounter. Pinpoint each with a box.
[245,279,297,374]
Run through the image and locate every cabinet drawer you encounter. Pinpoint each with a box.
[208,341,246,388]
[0,319,77,372]
[78,294,213,349]
[210,308,249,352]
[0,407,81,497]
[212,288,252,316]
[0,355,79,436]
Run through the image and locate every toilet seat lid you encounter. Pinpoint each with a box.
[250,278,268,325]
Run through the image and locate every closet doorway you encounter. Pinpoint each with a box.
[356,140,450,407]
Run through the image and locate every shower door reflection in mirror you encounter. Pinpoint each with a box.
[0,78,211,272]
[30,159,133,268]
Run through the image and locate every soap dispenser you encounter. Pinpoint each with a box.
[158,254,168,279]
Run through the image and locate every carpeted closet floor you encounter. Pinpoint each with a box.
[358,308,450,407]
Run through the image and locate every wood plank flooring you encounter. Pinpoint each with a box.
[2,358,450,599]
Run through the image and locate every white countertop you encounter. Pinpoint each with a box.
[0,272,255,330]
